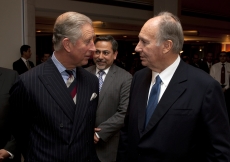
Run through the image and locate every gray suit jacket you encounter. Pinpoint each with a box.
[86,64,132,162]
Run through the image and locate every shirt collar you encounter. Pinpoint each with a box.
[21,57,27,63]
[96,66,110,75]
[152,55,180,87]
[51,52,76,78]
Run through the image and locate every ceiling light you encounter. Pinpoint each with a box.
[183,30,199,36]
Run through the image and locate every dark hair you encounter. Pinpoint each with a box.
[20,45,30,55]
[94,35,118,52]
[226,51,230,57]
[42,52,51,57]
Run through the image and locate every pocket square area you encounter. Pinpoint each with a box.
[90,93,97,101]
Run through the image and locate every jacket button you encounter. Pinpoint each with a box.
[60,123,63,128]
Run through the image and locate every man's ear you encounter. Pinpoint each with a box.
[62,38,71,52]
[114,51,118,60]
[163,40,173,54]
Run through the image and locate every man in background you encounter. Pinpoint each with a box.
[0,67,20,162]
[190,53,200,68]
[86,35,132,162]
[117,11,230,161]
[210,52,230,92]
[13,45,34,75]
[10,11,99,161]
[200,52,213,73]
[36,52,51,65]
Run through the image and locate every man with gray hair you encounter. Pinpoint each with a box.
[117,11,230,161]
[10,11,99,161]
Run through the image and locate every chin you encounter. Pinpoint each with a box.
[96,64,105,70]
[81,60,89,66]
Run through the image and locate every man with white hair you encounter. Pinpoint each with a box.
[117,11,230,162]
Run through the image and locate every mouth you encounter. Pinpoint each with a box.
[96,61,106,66]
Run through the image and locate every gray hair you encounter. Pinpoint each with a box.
[155,12,184,54]
[52,11,92,51]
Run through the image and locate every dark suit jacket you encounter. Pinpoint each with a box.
[199,61,212,73]
[13,58,34,75]
[0,67,20,162]
[0,67,17,148]
[10,59,99,162]
[117,60,230,162]
[86,64,132,162]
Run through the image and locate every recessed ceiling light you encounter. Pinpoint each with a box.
[36,30,41,32]
[123,36,127,38]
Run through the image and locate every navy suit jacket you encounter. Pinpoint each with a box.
[13,58,34,75]
[10,59,99,162]
[117,60,230,162]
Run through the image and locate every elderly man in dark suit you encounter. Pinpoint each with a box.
[0,67,20,162]
[10,11,99,162]
[86,35,132,162]
[13,45,34,75]
[117,12,230,162]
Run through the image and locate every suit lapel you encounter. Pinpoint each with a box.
[98,64,116,106]
[19,58,28,71]
[138,68,152,135]
[38,59,75,122]
[141,61,188,137]
[70,67,91,142]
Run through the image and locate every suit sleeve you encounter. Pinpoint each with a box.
[209,65,215,77]
[97,74,132,142]
[9,77,32,155]
[202,79,230,161]
[116,73,136,162]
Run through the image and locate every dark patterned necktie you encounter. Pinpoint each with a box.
[65,70,77,104]
[221,64,225,85]
[145,75,162,128]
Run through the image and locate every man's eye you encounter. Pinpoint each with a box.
[103,51,110,55]
[141,40,146,44]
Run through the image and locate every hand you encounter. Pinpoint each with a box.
[94,127,101,144]
[0,149,10,162]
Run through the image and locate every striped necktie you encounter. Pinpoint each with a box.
[65,70,77,104]
[98,70,105,92]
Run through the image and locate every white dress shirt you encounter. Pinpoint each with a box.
[21,57,29,67]
[148,55,180,103]
[210,62,230,89]
[96,67,110,81]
